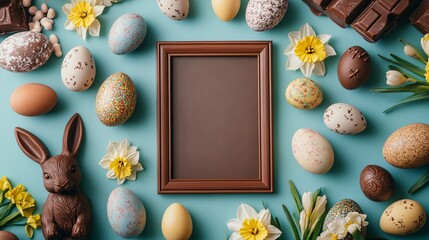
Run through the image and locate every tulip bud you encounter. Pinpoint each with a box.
[386,70,407,87]
[404,45,418,58]
[421,34,429,57]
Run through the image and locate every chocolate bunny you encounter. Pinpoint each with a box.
[15,113,91,240]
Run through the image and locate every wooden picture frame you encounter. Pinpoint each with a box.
[157,41,273,193]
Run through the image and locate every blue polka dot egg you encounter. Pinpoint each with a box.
[109,13,147,55]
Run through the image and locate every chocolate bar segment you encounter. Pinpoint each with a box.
[303,0,333,16]
[352,0,418,42]
[410,0,429,34]
[0,0,28,35]
[326,0,372,28]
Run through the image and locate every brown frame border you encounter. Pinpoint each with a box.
[157,41,273,193]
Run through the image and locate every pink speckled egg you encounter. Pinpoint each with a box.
[109,13,147,55]
[96,72,137,126]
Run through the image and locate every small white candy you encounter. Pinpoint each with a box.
[33,10,43,21]
[28,22,35,31]
[41,3,48,13]
[22,0,32,8]
[30,21,42,33]
[40,17,53,31]
[28,6,38,15]
[47,8,56,19]
[49,34,59,44]
[53,43,62,58]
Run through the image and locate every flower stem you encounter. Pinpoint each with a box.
[352,230,365,240]
[283,204,300,240]
[0,210,21,227]
[409,167,429,194]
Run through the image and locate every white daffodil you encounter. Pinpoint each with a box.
[309,195,327,232]
[345,212,368,234]
[99,138,144,184]
[300,192,327,238]
[227,203,282,240]
[421,34,429,57]
[285,23,336,77]
[96,0,120,7]
[62,0,105,40]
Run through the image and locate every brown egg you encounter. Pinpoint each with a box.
[337,46,371,90]
[10,83,57,116]
[360,165,394,202]
[0,230,19,240]
[383,123,429,168]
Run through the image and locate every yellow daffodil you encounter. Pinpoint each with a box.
[4,184,26,204]
[17,192,36,217]
[62,0,105,40]
[0,176,11,192]
[96,0,120,7]
[99,139,144,184]
[227,203,281,240]
[285,23,336,77]
[25,214,42,238]
[425,62,429,82]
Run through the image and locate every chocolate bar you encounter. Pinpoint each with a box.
[352,0,418,42]
[302,0,332,16]
[0,0,28,35]
[410,0,429,34]
[326,0,372,28]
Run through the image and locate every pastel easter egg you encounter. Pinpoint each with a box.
[380,199,426,235]
[292,128,334,174]
[109,13,147,55]
[162,203,193,240]
[157,0,189,20]
[61,46,96,91]
[96,72,137,126]
[10,83,57,116]
[285,78,323,109]
[338,46,372,90]
[107,187,146,238]
[245,0,288,31]
[211,0,240,21]
[323,103,367,135]
[0,31,52,72]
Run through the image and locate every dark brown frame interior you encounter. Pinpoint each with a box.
[157,41,273,193]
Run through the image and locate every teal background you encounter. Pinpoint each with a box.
[1,0,428,239]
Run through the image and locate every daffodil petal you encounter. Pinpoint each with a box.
[324,44,337,57]
[284,44,295,57]
[71,0,79,6]
[88,0,96,6]
[106,170,116,178]
[99,158,112,169]
[258,209,271,227]
[107,140,120,156]
[127,170,137,181]
[229,232,241,240]
[301,62,315,77]
[117,178,125,184]
[64,20,75,31]
[227,218,242,232]
[300,23,316,38]
[126,151,139,165]
[93,5,105,17]
[318,34,331,44]
[288,31,301,45]
[89,20,101,37]
[77,27,87,40]
[128,146,138,154]
[238,203,258,221]
[313,61,326,76]
[62,4,72,15]
[266,225,282,240]
[134,162,144,171]
[286,55,304,71]
[117,139,129,157]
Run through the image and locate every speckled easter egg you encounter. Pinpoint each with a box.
[245,0,288,31]
[109,13,147,55]
[157,0,189,20]
[383,123,429,168]
[285,78,323,109]
[323,103,367,135]
[107,187,146,238]
[380,199,426,235]
[61,46,96,91]
[292,128,334,174]
[96,72,137,126]
[324,199,366,240]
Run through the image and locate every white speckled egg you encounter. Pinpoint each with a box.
[211,0,240,21]
[380,199,426,235]
[162,203,193,240]
[157,0,189,20]
[109,13,147,55]
[292,128,334,174]
[107,187,146,238]
[323,103,367,135]
[285,78,323,109]
[245,0,288,31]
[61,46,96,91]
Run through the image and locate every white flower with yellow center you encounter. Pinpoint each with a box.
[227,203,281,240]
[99,138,143,184]
[285,23,336,77]
[96,0,120,7]
[62,0,105,40]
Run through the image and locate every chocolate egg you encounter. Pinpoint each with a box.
[10,83,57,116]
[0,231,19,240]
[383,123,429,168]
[337,46,371,90]
[360,165,394,202]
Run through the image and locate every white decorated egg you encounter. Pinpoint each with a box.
[292,128,334,174]
[380,199,426,235]
[107,187,146,238]
[109,13,147,55]
[61,46,96,91]
[157,0,189,20]
[162,203,193,240]
[211,0,240,21]
[323,103,367,135]
[245,0,288,31]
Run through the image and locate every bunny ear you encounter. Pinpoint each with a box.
[15,127,51,164]
[62,113,84,157]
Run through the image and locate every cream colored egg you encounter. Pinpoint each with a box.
[157,0,189,20]
[323,103,367,135]
[161,203,193,240]
[61,46,96,91]
[380,199,426,235]
[285,78,323,109]
[211,0,240,21]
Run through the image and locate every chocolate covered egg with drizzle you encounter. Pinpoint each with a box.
[337,46,371,90]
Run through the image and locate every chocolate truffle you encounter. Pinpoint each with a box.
[337,46,371,90]
[410,0,429,34]
[360,165,394,202]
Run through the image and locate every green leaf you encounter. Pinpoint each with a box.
[371,83,429,93]
[282,204,300,240]
[289,180,303,213]
[390,54,426,76]
[383,91,429,113]
[0,210,21,227]
[409,167,429,194]
[0,202,12,220]
[309,208,328,240]
[387,65,424,81]
[292,213,300,233]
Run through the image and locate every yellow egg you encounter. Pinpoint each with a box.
[161,203,193,240]
[211,0,240,21]
[380,199,426,235]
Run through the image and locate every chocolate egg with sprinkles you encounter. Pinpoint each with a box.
[96,72,137,126]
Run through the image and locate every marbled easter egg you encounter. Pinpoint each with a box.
[96,72,137,126]
[61,46,96,91]
[380,199,426,235]
[285,78,323,109]
[292,128,334,174]
[157,0,189,20]
[323,103,367,135]
[0,31,52,72]
[245,0,288,31]
[107,187,146,238]
[323,199,366,240]
[109,13,147,55]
